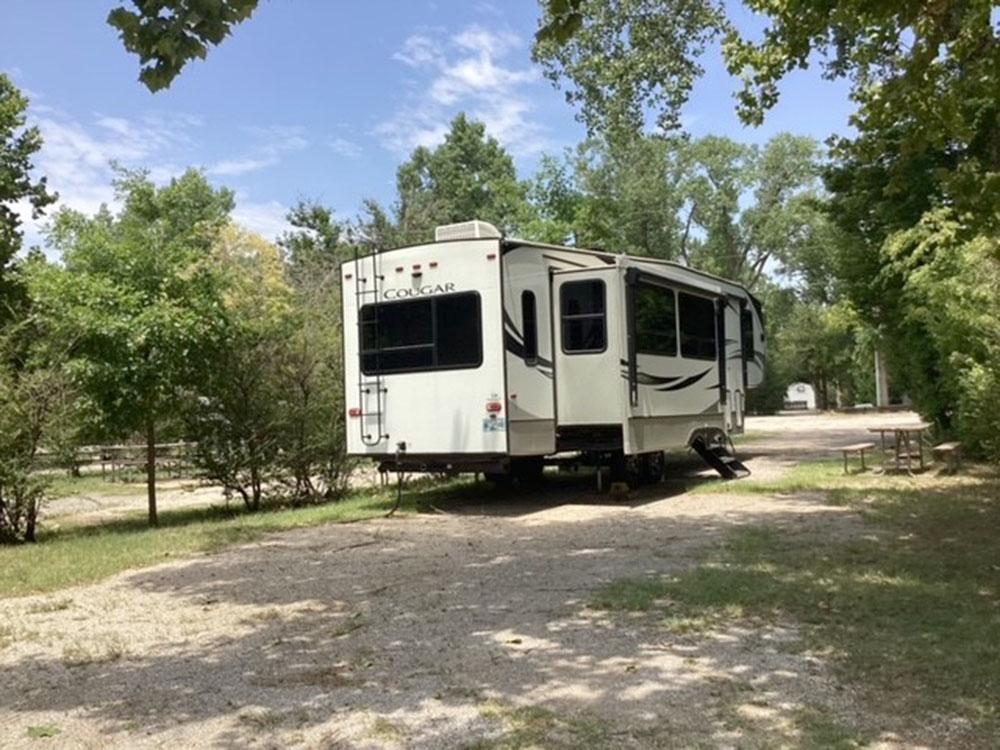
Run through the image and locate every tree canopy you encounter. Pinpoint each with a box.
[0,74,56,319]
[108,0,260,91]
[29,168,234,524]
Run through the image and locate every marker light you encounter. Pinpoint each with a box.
[348,407,362,418]
[486,401,502,413]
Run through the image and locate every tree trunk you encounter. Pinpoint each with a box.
[146,419,158,526]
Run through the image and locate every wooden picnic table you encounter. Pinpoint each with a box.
[867,422,932,474]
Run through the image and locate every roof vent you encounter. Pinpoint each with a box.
[434,220,502,242]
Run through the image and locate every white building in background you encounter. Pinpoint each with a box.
[784,382,817,411]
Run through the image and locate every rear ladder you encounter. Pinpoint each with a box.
[354,249,388,446]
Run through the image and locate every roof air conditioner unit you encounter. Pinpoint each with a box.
[434,220,502,242]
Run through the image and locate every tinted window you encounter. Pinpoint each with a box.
[561,280,606,353]
[636,283,677,356]
[740,308,755,360]
[678,293,717,360]
[521,291,538,363]
[361,292,481,374]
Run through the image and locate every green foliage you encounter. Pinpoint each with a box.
[879,209,1000,457]
[29,169,235,524]
[190,215,353,510]
[0,347,78,543]
[108,0,260,91]
[630,472,1000,740]
[534,0,727,134]
[0,74,56,321]
[279,200,345,283]
[390,114,530,245]
[570,134,688,258]
[727,0,999,223]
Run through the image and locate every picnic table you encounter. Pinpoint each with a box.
[867,422,932,474]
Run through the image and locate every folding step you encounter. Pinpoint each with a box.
[691,437,751,480]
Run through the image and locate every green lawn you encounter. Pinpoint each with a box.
[594,462,1000,743]
[1,479,469,598]
[45,473,153,500]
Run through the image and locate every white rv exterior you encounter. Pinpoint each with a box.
[342,221,766,476]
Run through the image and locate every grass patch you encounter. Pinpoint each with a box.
[599,468,1000,741]
[26,725,61,740]
[45,474,152,500]
[687,457,977,496]
[1,479,470,598]
[472,701,614,749]
[368,717,407,742]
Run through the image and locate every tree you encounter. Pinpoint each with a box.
[392,114,531,245]
[684,133,827,287]
[189,225,292,510]
[1,74,56,323]
[0,319,81,543]
[30,169,233,525]
[536,131,829,284]
[108,0,260,91]
[278,202,353,500]
[570,135,689,258]
[279,200,345,283]
[534,0,726,134]
[521,153,584,245]
[190,219,354,509]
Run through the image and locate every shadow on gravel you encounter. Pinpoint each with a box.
[2,486,877,748]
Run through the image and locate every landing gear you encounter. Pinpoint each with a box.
[485,457,545,488]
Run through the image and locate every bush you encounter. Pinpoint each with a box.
[0,364,78,543]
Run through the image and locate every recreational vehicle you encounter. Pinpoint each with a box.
[341,220,766,484]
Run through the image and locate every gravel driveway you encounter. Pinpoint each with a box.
[0,412,920,748]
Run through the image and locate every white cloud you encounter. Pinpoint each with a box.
[206,125,308,177]
[231,197,291,240]
[329,137,363,159]
[377,25,547,157]
[393,33,444,68]
[16,109,197,249]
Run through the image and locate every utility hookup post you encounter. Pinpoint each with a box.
[875,349,890,408]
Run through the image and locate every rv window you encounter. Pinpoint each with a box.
[740,308,755,360]
[561,279,606,353]
[360,292,482,374]
[678,292,717,360]
[521,291,538,363]
[636,282,677,356]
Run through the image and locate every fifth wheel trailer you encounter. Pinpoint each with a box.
[341,220,766,482]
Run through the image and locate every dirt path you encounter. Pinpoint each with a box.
[0,413,925,748]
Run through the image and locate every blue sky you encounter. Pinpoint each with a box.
[2,1,855,247]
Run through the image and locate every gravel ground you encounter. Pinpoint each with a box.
[0,412,929,748]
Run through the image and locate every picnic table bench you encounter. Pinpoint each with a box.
[838,442,876,473]
[868,422,932,474]
[932,441,962,473]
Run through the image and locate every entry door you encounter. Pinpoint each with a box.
[552,269,622,425]
[724,297,744,431]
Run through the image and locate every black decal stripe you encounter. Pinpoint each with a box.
[503,310,523,343]
[504,331,525,359]
[617,359,683,386]
[655,368,712,392]
[620,370,683,386]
